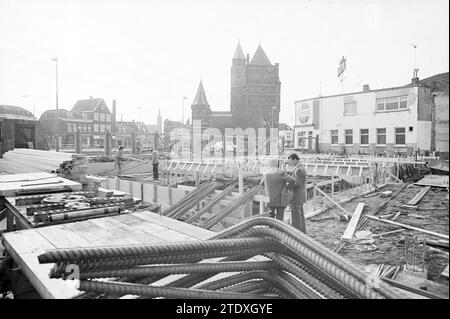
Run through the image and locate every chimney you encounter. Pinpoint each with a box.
[363,84,370,92]
[412,68,419,85]
[112,99,117,132]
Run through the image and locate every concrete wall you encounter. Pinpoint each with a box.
[88,160,167,175]
[434,92,449,153]
[293,85,433,155]
[102,178,252,224]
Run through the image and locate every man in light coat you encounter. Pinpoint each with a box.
[151,148,160,180]
[115,145,124,175]
[263,159,295,221]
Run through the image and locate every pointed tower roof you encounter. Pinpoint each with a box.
[192,81,209,106]
[250,45,272,65]
[233,41,245,60]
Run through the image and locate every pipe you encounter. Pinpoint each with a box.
[267,254,344,299]
[39,237,282,264]
[78,280,274,299]
[51,246,278,277]
[208,217,402,299]
[235,226,385,299]
[79,261,276,280]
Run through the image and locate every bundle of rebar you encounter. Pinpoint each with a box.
[185,183,237,224]
[162,181,219,219]
[201,186,262,230]
[38,216,405,299]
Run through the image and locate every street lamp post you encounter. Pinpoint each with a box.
[51,57,59,151]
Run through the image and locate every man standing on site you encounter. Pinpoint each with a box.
[115,145,124,176]
[287,153,307,233]
[263,159,295,221]
[151,148,160,180]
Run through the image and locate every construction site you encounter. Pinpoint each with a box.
[0,0,448,304]
[0,144,448,300]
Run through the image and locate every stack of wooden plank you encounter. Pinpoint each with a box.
[0,149,87,182]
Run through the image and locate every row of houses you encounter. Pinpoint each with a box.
[39,97,164,149]
[0,97,163,157]
[292,72,449,157]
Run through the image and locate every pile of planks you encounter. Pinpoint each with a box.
[0,149,87,182]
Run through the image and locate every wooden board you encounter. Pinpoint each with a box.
[366,215,449,240]
[0,172,82,196]
[406,186,431,205]
[341,203,365,242]
[2,210,214,299]
[415,175,449,188]
[441,265,449,279]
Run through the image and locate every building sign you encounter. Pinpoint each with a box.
[338,56,346,78]
[296,102,313,125]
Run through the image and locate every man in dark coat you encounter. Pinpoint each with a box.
[263,159,295,221]
[115,145,124,175]
[287,153,307,233]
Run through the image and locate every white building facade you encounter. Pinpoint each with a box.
[278,124,293,148]
[293,83,433,156]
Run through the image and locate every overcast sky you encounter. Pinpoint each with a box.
[0,0,448,126]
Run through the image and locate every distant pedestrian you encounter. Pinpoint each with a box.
[151,148,160,180]
[263,159,295,221]
[287,153,307,233]
[115,145,124,175]
[136,139,142,155]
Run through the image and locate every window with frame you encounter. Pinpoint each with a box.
[67,123,72,133]
[395,127,406,145]
[82,113,87,119]
[345,129,353,145]
[83,125,87,133]
[360,129,369,145]
[106,125,111,132]
[344,101,357,115]
[298,131,306,147]
[106,114,111,122]
[72,124,77,132]
[100,124,105,132]
[87,125,92,132]
[93,112,99,120]
[377,128,386,144]
[94,124,99,132]
[100,113,106,121]
[331,130,338,145]
[376,95,408,112]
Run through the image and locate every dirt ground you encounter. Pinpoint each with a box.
[305,182,449,293]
